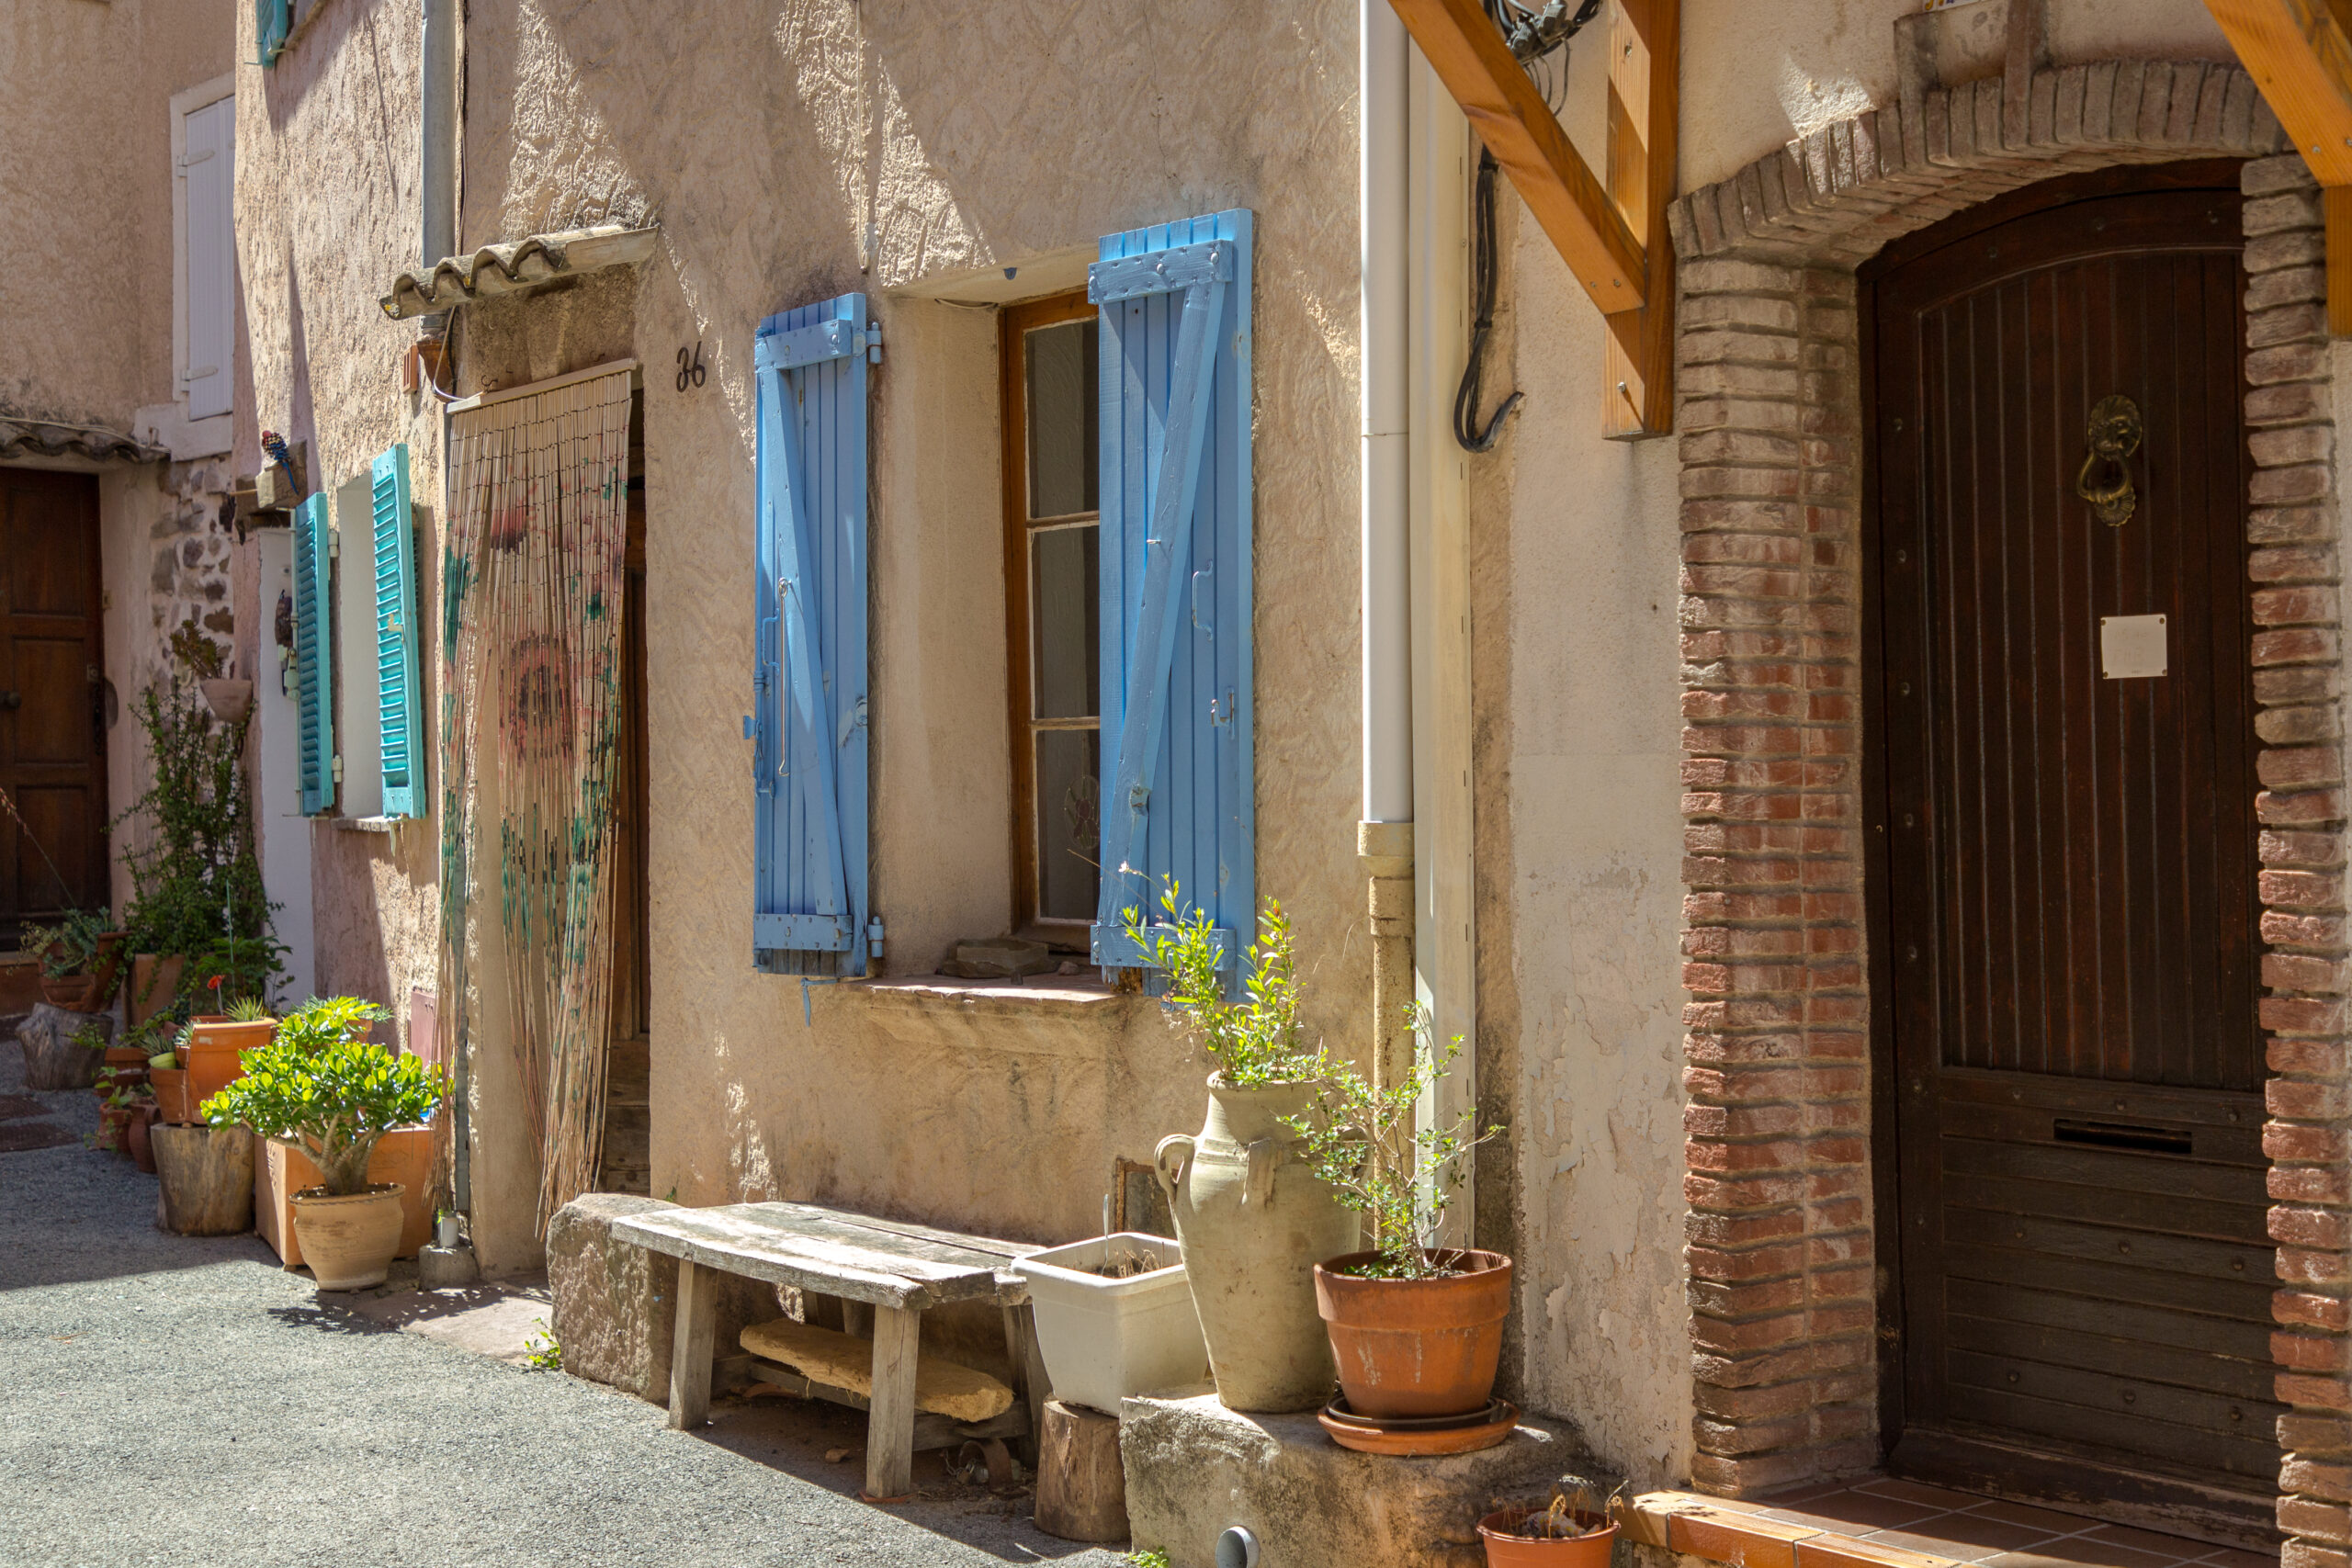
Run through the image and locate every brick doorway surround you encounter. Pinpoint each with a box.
[1670,57,2346,1564]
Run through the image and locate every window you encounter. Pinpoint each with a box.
[1003,295,1102,944]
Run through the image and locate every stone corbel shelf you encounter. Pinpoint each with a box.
[379,225,661,321]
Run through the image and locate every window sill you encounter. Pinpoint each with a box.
[331,816,414,834]
[844,975,1136,1016]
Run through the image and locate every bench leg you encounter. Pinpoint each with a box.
[864,1303,921,1499]
[1002,1303,1049,1463]
[668,1259,718,1430]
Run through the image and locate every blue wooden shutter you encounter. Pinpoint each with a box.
[371,445,422,818]
[752,293,875,976]
[1090,210,1254,971]
[257,0,289,64]
[292,491,335,816]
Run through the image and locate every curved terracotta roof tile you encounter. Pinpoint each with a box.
[379,225,661,321]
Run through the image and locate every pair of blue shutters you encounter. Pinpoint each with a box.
[290,446,422,818]
[750,209,1254,977]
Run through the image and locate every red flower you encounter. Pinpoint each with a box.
[207,975,225,991]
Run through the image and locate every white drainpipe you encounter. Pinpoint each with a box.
[1360,0,1418,1118]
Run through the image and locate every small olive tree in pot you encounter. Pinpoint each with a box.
[204,998,442,1290]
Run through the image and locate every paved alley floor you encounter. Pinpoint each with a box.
[0,1045,1130,1568]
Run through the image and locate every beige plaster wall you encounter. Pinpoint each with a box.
[406,0,1367,1270]
[1469,0,2271,1494]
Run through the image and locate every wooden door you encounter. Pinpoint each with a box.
[0,468,108,935]
[1869,169,2278,1533]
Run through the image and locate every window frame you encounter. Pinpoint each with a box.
[1001,290,1102,948]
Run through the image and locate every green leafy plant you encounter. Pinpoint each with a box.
[1125,1552,1172,1568]
[167,617,225,682]
[68,1021,110,1055]
[21,908,111,979]
[1123,882,1322,1088]
[202,1001,443,1195]
[1283,1006,1502,1280]
[226,994,273,1023]
[521,1318,563,1371]
[114,682,277,1007]
[272,996,389,1053]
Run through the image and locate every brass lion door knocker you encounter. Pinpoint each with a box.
[2075,393,2143,527]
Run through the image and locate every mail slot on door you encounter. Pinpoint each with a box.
[2100,614,2166,679]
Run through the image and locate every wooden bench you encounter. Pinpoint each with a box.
[608,1200,1049,1500]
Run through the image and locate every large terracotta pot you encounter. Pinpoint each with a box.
[290,1182,406,1290]
[151,1068,198,1124]
[1155,1076,1359,1413]
[1314,1248,1512,1419]
[1478,1511,1619,1568]
[257,1129,434,1267]
[40,974,103,1010]
[186,1018,275,1113]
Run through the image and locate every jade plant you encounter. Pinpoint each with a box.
[1283,1004,1501,1280]
[1123,882,1323,1088]
[202,997,438,1195]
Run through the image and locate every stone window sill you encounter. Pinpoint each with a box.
[842,975,1136,1017]
[332,816,413,834]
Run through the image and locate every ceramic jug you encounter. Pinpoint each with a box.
[1156,1075,1359,1412]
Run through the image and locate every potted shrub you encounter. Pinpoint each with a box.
[185,994,277,1109]
[1011,1233,1208,1416]
[1291,1015,1506,1421]
[1134,885,1359,1414]
[23,908,126,1011]
[1477,1479,1625,1568]
[203,998,444,1291]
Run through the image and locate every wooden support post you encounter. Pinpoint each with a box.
[1601,0,1679,438]
[667,1259,718,1430]
[1033,1400,1129,1543]
[1001,1303,1051,1463]
[864,1303,922,1500]
[841,1298,872,1339]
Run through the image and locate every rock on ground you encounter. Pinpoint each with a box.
[548,1192,780,1401]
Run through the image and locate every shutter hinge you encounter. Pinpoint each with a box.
[328,525,339,559]
[331,755,344,784]
[865,916,887,960]
[867,320,883,365]
[176,148,216,171]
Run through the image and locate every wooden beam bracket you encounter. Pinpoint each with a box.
[2205,0,2352,333]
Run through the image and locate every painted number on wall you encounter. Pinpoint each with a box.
[675,343,707,392]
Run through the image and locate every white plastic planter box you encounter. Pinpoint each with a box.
[1013,1232,1208,1416]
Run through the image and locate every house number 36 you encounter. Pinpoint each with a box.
[675,342,707,391]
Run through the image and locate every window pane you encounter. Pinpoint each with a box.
[1032,524,1098,720]
[1035,728,1100,922]
[1026,319,1098,519]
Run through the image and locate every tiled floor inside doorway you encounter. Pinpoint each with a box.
[1626,1474,2276,1568]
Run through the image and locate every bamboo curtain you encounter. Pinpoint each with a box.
[440,368,632,1235]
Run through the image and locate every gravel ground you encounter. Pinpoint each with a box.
[0,1044,1131,1568]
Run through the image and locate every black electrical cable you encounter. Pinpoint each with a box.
[1453,149,1521,454]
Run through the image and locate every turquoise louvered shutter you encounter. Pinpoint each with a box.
[751,292,875,976]
[292,491,335,816]
[371,445,422,818]
[1090,210,1254,971]
[257,0,289,64]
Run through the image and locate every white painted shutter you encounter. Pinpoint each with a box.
[183,96,234,422]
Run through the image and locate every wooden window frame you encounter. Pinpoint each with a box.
[1001,290,1100,948]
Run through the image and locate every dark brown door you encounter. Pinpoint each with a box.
[0,468,108,934]
[1869,170,2278,1534]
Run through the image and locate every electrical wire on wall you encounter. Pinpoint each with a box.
[1454,0,1603,452]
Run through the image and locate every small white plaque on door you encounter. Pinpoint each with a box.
[2100,614,2168,679]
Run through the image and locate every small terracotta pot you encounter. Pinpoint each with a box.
[96,1104,133,1154]
[151,1067,198,1124]
[104,1045,148,1068]
[127,1107,159,1173]
[185,1018,275,1111]
[1313,1249,1512,1419]
[1477,1511,1619,1568]
[41,974,102,1010]
[290,1182,406,1291]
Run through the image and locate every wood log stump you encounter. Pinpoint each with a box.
[153,1124,254,1235]
[17,1003,112,1090]
[1034,1398,1128,1543]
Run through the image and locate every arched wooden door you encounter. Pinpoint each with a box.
[1866,164,2278,1540]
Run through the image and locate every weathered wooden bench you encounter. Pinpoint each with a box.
[608,1200,1049,1500]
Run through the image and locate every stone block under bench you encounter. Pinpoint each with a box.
[1119,1390,1589,1568]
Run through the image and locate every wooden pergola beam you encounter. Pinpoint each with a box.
[1389,0,1649,315]
[2205,0,2352,332]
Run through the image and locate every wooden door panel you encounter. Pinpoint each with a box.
[1871,175,2276,1512]
[0,468,107,932]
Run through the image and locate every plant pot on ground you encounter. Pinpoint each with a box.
[1291,1010,1507,1423]
[24,908,123,1010]
[1477,1482,1625,1568]
[203,997,437,1291]
[1131,885,1359,1413]
[1012,1233,1207,1416]
[127,1103,160,1174]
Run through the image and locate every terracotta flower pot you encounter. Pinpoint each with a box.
[127,1107,159,1173]
[290,1182,406,1291]
[185,1018,275,1114]
[151,1067,198,1124]
[1477,1511,1619,1568]
[1313,1249,1512,1419]
[40,974,102,1010]
[199,678,254,725]
[96,1103,133,1154]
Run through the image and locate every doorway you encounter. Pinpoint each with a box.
[0,468,109,938]
[1864,164,2278,1540]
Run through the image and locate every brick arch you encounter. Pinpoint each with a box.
[1669,61,2338,1552]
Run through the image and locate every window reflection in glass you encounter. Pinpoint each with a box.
[1026,320,1098,519]
[1035,729,1100,920]
[1031,525,1099,721]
